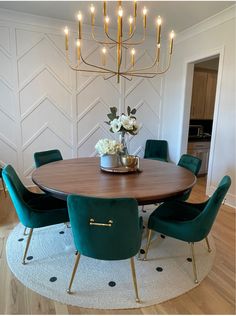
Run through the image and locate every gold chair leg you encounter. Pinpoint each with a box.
[1,178,6,197]
[190,242,198,284]
[205,236,212,253]
[22,228,33,265]
[130,257,140,303]
[143,229,152,261]
[64,222,71,228]
[23,227,28,236]
[67,252,81,294]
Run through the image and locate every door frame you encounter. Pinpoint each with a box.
[180,46,225,195]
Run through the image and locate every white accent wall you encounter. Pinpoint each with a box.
[0,9,163,186]
[162,6,236,207]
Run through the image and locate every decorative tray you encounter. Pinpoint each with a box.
[100,166,142,174]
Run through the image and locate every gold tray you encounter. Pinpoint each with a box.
[100,165,141,174]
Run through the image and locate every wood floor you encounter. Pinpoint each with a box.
[0,177,235,314]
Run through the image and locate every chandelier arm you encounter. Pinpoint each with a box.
[68,64,110,74]
[120,74,133,81]
[122,29,146,46]
[123,51,159,74]
[91,24,115,45]
[122,23,137,42]
[124,56,171,77]
[104,29,119,44]
[80,53,117,74]
[103,73,117,80]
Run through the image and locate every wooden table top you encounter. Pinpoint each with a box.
[32,157,196,205]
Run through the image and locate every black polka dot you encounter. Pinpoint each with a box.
[27,256,33,261]
[49,277,57,282]
[156,267,163,272]
[108,281,116,287]
[160,234,166,239]
[142,209,147,213]
[143,225,145,229]
[18,238,24,242]
[59,231,64,234]
[187,257,192,262]
[140,249,145,254]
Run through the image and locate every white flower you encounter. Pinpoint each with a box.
[110,118,122,133]
[119,115,135,131]
[95,139,123,156]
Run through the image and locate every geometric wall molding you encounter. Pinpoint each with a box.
[0,11,164,186]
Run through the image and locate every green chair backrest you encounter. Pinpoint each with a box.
[34,149,63,168]
[178,154,202,176]
[194,175,231,240]
[67,195,142,261]
[144,139,168,161]
[2,165,32,227]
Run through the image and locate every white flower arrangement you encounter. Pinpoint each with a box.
[106,106,139,135]
[95,138,123,156]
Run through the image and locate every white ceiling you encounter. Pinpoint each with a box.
[0,1,234,35]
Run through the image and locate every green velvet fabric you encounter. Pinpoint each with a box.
[148,176,231,242]
[177,154,202,201]
[2,165,69,228]
[67,195,143,260]
[144,140,168,162]
[34,149,63,168]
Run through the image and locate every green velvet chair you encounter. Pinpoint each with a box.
[2,165,69,264]
[67,195,143,303]
[144,175,231,283]
[34,149,63,168]
[144,139,168,162]
[177,154,202,201]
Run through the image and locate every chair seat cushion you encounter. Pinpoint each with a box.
[148,201,202,242]
[28,194,67,211]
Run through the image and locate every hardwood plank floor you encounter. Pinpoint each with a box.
[0,177,235,314]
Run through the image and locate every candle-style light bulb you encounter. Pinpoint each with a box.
[131,48,135,67]
[104,16,109,32]
[90,4,95,14]
[77,11,82,21]
[64,26,69,51]
[76,39,81,61]
[90,5,95,26]
[101,47,107,66]
[143,7,147,28]
[118,7,123,17]
[169,30,175,54]
[77,11,82,40]
[157,43,161,62]
[129,15,133,35]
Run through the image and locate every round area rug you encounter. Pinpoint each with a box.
[6,209,216,309]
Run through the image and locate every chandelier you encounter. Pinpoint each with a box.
[64,1,175,83]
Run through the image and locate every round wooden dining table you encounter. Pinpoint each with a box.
[32,157,196,205]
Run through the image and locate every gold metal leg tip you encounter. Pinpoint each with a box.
[194,279,199,284]
[136,298,141,303]
[208,248,212,253]
[66,289,72,294]
[22,261,26,265]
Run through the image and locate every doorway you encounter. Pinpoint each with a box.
[183,54,220,190]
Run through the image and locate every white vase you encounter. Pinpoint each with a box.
[100,154,119,168]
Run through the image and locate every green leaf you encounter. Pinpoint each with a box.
[110,107,117,115]
[109,127,114,133]
[104,121,110,125]
[127,106,131,116]
[107,113,115,121]
[131,108,136,115]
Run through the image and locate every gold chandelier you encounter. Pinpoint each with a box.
[64,1,175,83]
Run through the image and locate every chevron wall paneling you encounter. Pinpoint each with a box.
[0,13,165,186]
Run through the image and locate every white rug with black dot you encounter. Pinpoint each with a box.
[6,209,216,309]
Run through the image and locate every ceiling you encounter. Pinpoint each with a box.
[0,1,234,35]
